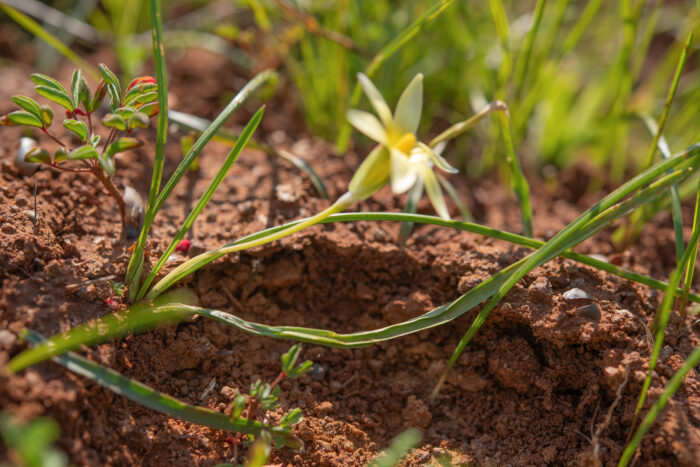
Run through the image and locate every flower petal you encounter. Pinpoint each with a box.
[418,164,450,220]
[394,73,423,134]
[346,109,387,144]
[357,73,392,127]
[390,148,417,194]
[417,142,458,173]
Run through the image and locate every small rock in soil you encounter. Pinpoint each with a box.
[401,395,431,428]
[314,401,334,417]
[562,288,594,301]
[0,330,16,348]
[311,364,326,381]
[528,276,552,303]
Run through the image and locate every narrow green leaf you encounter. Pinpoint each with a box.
[54,148,68,163]
[102,113,127,131]
[105,137,143,157]
[30,73,67,92]
[68,145,99,160]
[124,85,157,105]
[11,95,43,123]
[21,330,299,448]
[25,147,50,164]
[0,4,99,80]
[98,154,115,177]
[105,83,120,111]
[71,69,83,109]
[128,112,150,129]
[88,81,107,113]
[369,429,421,467]
[619,344,700,467]
[0,111,43,128]
[135,107,265,299]
[80,81,92,111]
[35,85,74,112]
[98,64,121,99]
[62,119,88,142]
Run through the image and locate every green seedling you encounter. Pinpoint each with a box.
[0,412,68,467]
[0,66,158,238]
[225,344,311,459]
[108,280,125,297]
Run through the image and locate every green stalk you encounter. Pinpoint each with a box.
[618,344,700,466]
[135,107,265,301]
[125,70,276,298]
[144,193,356,300]
[11,151,699,373]
[0,2,100,80]
[22,330,299,448]
[513,0,547,99]
[125,0,168,297]
[430,101,532,236]
[436,146,700,394]
[643,32,694,170]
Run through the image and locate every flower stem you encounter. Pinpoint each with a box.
[142,193,355,301]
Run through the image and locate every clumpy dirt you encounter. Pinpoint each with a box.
[1,49,700,467]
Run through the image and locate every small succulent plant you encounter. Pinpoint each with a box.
[1,64,158,238]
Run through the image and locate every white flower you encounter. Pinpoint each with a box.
[346,73,457,219]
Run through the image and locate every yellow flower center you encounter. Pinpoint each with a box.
[394,132,416,155]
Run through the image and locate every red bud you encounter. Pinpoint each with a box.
[105,298,120,309]
[175,239,191,252]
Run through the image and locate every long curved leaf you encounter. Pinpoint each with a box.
[21,330,299,448]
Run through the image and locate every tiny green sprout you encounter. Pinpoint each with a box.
[226,344,311,454]
[347,73,457,219]
[280,343,313,379]
[0,412,68,467]
[109,280,125,297]
[0,65,157,239]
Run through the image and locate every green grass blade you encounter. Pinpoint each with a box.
[497,109,533,236]
[398,180,424,246]
[154,70,276,213]
[335,0,455,151]
[136,107,265,300]
[630,182,700,436]
[168,108,329,199]
[428,101,532,236]
[125,0,169,297]
[0,3,99,81]
[11,157,698,374]
[368,428,422,467]
[125,70,276,296]
[640,115,685,261]
[513,0,547,98]
[680,187,700,314]
[642,31,693,170]
[618,344,700,467]
[438,146,700,392]
[437,174,473,221]
[21,330,298,447]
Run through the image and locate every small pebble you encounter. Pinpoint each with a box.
[528,276,552,303]
[574,303,601,320]
[0,330,17,348]
[311,364,326,381]
[562,288,594,301]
